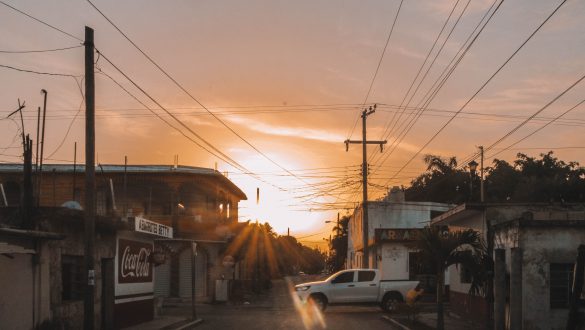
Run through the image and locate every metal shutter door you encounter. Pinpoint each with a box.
[179,249,207,298]
[154,261,170,297]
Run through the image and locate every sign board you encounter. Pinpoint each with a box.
[375,228,423,243]
[134,216,173,238]
[117,238,153,283]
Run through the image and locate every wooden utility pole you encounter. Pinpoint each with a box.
[84,26,96,330]
[479,146,484,202]
[344,105,386,268]
[38,90,48,206]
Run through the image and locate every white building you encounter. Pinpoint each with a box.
[431,203,585,329]
[347,187,451,282]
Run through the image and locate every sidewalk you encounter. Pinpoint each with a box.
[121,316,203,330]
[384,311,478,330]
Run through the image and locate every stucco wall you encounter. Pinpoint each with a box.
[520,226,585,330]
[0,253,33,329]
[347,201,450,268]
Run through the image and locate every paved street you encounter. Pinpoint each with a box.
[162,278,398,330]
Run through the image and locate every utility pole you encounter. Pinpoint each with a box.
[479,146,484,203]
[38,89,48,206]
[344,105,386,268]
[84,26,96,330]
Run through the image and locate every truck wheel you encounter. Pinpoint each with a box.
[309,294,328,311]
[381,292,402,312]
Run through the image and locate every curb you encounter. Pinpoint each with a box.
[381,315,412,330]
[163,318,204,330]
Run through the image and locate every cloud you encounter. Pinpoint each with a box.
[226,116,345,143]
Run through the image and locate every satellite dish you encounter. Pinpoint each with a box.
[61,200,83,210]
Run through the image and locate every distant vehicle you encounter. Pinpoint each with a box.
[298,271,306,276]
[294,269,419,311]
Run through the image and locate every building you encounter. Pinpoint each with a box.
[0,163,246,329]
[431,203,585,329]
[347,187,451,284]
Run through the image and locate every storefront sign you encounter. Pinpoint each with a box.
[376,228,422,242]
[118,239,153,283]
[134,216,173,238]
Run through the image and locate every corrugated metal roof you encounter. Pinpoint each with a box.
[0,163,247,200]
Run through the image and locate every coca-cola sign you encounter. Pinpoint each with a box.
[118,239,153,283]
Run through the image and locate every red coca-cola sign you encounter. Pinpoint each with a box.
[118,239,153,283]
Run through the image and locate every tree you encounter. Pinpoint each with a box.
[405,154,469,204]
[414,227,485,330]
[327,215,350,273]
[406,151,585,204]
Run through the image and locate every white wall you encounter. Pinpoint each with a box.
[0,254,33,330]
[347,200,451,270]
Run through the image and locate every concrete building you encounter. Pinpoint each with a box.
[0,163,246,328]
[431,203,585,329]
[347,187,451,284]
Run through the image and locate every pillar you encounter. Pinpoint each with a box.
[494,248,506,330]
[510,248,522,330]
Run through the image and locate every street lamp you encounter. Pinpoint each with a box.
[468,160,478,201]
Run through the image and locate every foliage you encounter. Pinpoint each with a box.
[405,151,585,203]
[227,221,327,286]
[414,226,486,330]
[326,215,350,273]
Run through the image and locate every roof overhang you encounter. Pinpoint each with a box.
[431,203,485,227]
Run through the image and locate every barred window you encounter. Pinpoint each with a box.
[62,255,84,301]
[550,263,573,308]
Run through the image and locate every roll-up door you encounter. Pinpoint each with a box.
[179,248,207,298]
[154,261,170,297]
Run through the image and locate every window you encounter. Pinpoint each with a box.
[550,263,574,308]
[332,271,354,284]
[62,255,84,301]
[358,271,375,282]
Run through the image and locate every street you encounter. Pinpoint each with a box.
[162,278,398,330]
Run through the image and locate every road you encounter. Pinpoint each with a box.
[164,277,398,330]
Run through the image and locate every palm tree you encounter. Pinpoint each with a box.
[414,226,485,330]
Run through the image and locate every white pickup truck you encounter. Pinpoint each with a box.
[294,269,419,311]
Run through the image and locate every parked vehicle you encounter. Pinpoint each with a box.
[294,268,419,311]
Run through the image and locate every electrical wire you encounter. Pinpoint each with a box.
[380,0,569,188]
[0,45,82,53]
[0,63,80,77]
[346,0,404,140]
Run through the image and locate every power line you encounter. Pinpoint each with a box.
[346,0,404,140]
[0,1,83,42]
[485,86,585,159]
[0,63,80,77]
[379,0,465,146]
[369,0,503,172]
[85,0,321,196]
[0,45,82,53]
[380,0,568,188]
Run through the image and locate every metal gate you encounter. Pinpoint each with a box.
[154,261,171,297]
[179,248,207,298]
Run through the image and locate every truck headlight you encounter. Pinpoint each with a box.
[296,286,310,291]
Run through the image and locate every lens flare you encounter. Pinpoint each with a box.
[287,278,326,329]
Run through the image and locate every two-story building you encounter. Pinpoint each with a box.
[0,163,246,329]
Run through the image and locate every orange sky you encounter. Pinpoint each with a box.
[1,0,584,249]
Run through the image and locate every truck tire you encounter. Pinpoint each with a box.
[308,293,328,311]
[380,292,403,312]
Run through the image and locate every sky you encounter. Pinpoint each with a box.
[1,0,584,248]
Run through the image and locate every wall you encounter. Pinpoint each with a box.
[0,251,33,329]
[114,231,155,329]
[45,217,117,329]
[520,226,585,330]
[379,243,409,280]
[347,200,450,269]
